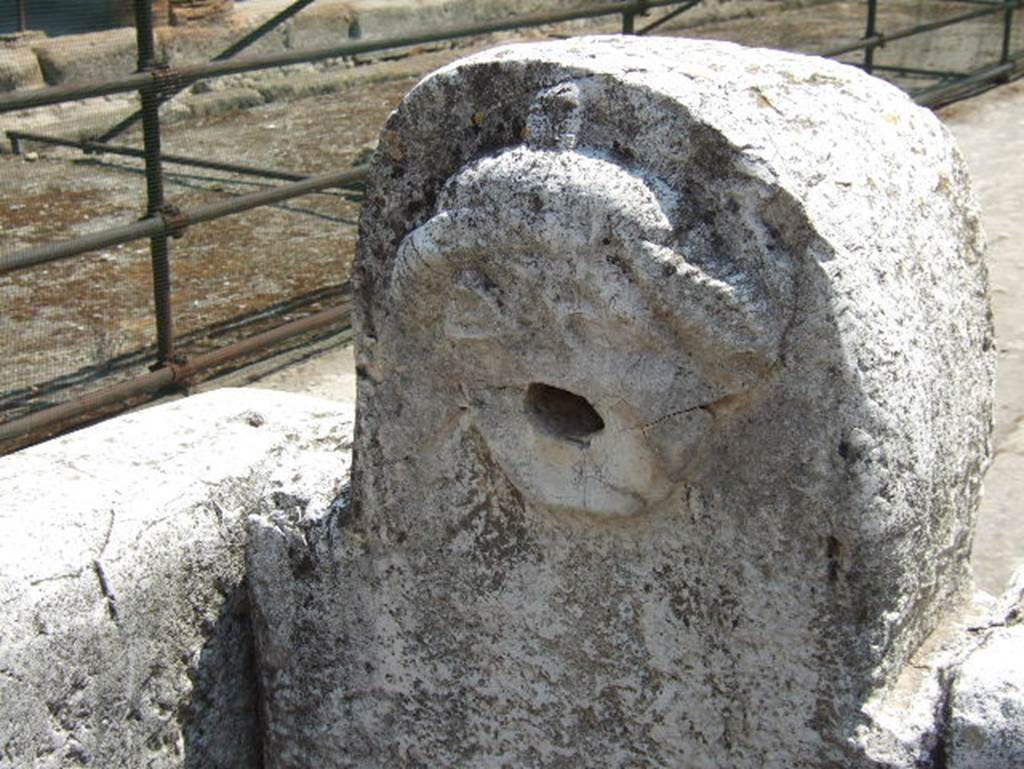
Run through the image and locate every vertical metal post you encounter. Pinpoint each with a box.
[622,0,647,35]
[1000,0,1015,65]
[863,0,878,74]
[16,0,28,32]
[134,0,176,365]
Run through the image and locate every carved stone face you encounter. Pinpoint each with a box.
[389,146,786,518]
[340,39,994,769]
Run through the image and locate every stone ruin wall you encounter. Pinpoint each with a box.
[111,0,235,28]
[0,33,1022,769]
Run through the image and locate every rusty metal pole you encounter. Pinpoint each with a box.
[16,0,28,32]
[1000,0,1015,65]
[96,0,319,143]
[623,0,650,35]
[863,0,879,74]
[622,8,635,34]
[0,305,352,451]
[133,0,177,365]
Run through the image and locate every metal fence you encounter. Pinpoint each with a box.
[1,0,1021,453]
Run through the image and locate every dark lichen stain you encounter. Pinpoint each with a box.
[826,536,842,583]
[447,429,538,589]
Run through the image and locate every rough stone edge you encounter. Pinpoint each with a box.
[0,388,354,769]
[352,33,993,768]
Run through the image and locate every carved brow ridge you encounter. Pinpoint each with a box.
[387,147,783,360]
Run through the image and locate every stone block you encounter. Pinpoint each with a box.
[0,389,354,769]
[285,2,357,51]
[170,0,235,26]
[111,0,172,28]
[947,570,1024,769]
[157,22,241,67]
[258,36,992,768]
[32,28,139,85]
[0,45,45,92]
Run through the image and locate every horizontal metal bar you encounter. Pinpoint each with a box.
[173,165,366,225]
[865,64,968,79]
[7,130,312,182]
[820,2,1007,58]
[0,367,178,446]
[0,304,351,447]
[939,0,1011,6]
[0,283,349,415]
[172,302,350,378]
[0,166,367,274]
[96,0,321,142]
[217,0,321,61]
[913,55,1021,105]
[0,73,155,113]
[2,218,163,272]
[0,0,684,113]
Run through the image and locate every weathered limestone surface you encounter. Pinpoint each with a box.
[245,36,996,768]
[947,569,1024,769]
[2,35,1015,769]
[0,45,44,92]
[169,0,235,26]
[111,0,172,28]
[948,625,1024,768]
[0,389,353,769]
[112,0,236,28]
[32,28,139,86]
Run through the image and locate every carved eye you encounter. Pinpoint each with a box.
[442,268,509,340]
[525,383,605,441]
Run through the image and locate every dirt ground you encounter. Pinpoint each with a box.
[1,1,1021,591]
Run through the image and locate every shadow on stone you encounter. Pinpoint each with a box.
[182,584,263,769]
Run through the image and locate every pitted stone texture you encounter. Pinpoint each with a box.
[280,36,992,768]
[943,568,1024,768]
[0,389,353,769]
[32,29,139,86]
[0,46,45,92]
[947,596,1024,769]
[168,0,234,26]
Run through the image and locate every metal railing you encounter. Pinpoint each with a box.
[820,0,1021,105]
[1,0,1022,452]
[0,0,708,451]
[15,0,28,33]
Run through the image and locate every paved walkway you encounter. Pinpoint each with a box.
[940,78,1024,594]
[243,72,1024,596]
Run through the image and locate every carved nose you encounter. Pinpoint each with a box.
[525,383,605,441]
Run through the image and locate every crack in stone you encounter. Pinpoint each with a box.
[96,508,115,561]
[93,509,119,623]
[927,666,956,769]
[27,568,89,588]
[637,403,708,434]
[92,560,119,624]
[25,508,116,589]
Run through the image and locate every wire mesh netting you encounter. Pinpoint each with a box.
[0,120,158,417]
[1,0,1021,448]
